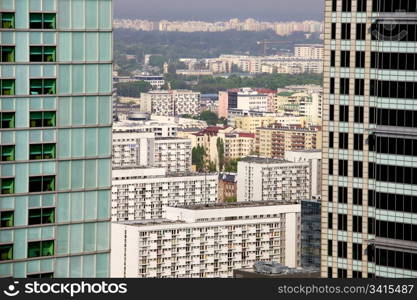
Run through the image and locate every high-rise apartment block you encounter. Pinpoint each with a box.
[111,201,301,278]
[141,90,200,117]
[322,0,417,278]
[0,0,112,277]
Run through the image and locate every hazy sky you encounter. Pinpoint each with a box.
[114,0,324,21]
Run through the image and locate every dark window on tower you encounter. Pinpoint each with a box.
[338,241,348,258]
[338,186,348,203]
[353,215,363,233]
[356,23,366,40]
[368,217,375,234]
[370,80,417,100]
[341,51,350,67]
[353,243,363,260]
[328,267,333,278]
[340,78,350,95]
[329,159,334,175]
[338,214,348,231]
[329,132,334,148]
[331,23,337,40]
[356,51,366,68]
[339,132,349,149]
[329,185,334,202]
[328,213,333,229]
[328,240,333,256]
[339,160,348,176]
[342,0,352,11]
[338,268,348,278]
[353,271,363,278]
[331,50,336,67]
[372,0,417,13]
[354,161,363,178]
[332,0,337,11]
[341,23,351,39]
[339,105,349,122]
[354,106,364,123]
[353,188,363,205]
[354,134,363,150]
[355,79,365,96]
[357,0,367,12]
[330,105,334,121]
[330,78,335,94]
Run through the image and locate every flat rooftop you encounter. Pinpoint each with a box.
[116,219,185,227]
[239,156,291,164]
[174,200,299,211]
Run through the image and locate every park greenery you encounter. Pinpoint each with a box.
[115,81,152,97]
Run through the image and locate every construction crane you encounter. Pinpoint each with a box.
[257,40,289,56]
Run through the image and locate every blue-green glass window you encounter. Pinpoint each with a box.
[0,244,13,261]
[30,46,56,62]
[0,46,15,62]
[0,178,14,194]
[28,207,55,225]
[0,79,15,95]
[0,112,15,128]
[1,145,15,161]
[27,272,54,278]
[30,111,56,127]
[29,143,56,160]
[29,176,55,193]
[30,79,56,95]
[29,13,56,29]
[0,12,14,29]
[27,240,54,258]
[0,211,14,227]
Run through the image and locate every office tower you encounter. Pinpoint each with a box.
[322,0,417,278]
[0,0,112,277]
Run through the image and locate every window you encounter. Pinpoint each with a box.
[340,51,350,67]
[29,144,56,160]
[356,23,366,40]
[339,105,349,122]
[29,13,56,29]
[1,178,14,194]
[0,244,13,261]
[27,240,54,258]
[30,79,56,95]
[29,176,55,193]
[339,132,349,149]
[27,273,54,278]
[328,240,333,256]
[353,215,363,233]
[329,132,334,148]
[0,112,15,128]
[353,188,363,205]
[341,23,351,39]
[372,0,417,12]
[0,79,15,95]
[353,271,363,278]
[30,46,56,62]
[1,145,15,161]
[354,161,363,178]
[338,268,348,278]
[338,241,348,258]
[0,46,15,62]
[328,185,333,202]
[354,134,363,150]
[329,105,334,121]
[356,51,365,68]
[328,267,333,278]
[0,211,14,228]
[330,78,335,94]
[355,79,365,96]
[331,23,337,40]
[353,243,362,260]
[28,208,55,225]
[30,111,56,127]
[340,78,350,95]
[328,213,333,229]
[354,106,364,123]
[338,186,348,204]
[329,159,334,175]
[0,12,14,29]
[332,0,337,11]
[339,160,348,176]
[357,0,367,12]
[330,50,336,67]
[338,214,348,231]
[342,0,352,11]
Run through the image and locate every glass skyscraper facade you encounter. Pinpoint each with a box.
[322,0,417,278]
[0,0,112,278]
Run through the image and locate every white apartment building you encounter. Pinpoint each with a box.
[112,168,218,220]
[134,75,165,89]
[294,44,324,60]
[285,150,322,198]
[236,88,270,112]
[141,90,200,116]
[113,119,178,137]
[111,201,301,278]
[237,157,310,202]
[112,132,192,173]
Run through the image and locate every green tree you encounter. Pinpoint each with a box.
[207,161,217,172]
[199,110,219,125]
[224,159,240,173]
[148,55,166,68]
[225,196,237,203]
[192,146,206,172]
[217,138,225,171]
[115,81,152,97]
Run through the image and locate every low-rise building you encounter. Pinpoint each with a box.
[218,173,237,202]
[111,201,301,278]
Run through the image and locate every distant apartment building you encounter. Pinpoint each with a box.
[294,44,324,60]
[141,90,200,116]
[285,150,322,198]
[223,132,256,160]
[111,201,301,278]
[113,119,178,137]
[112,132,192,174]
[112,168,218,220]
[237,157,310,202]
[273,92,322,124]
[234,115,307,133]
[218,173,237,202]
[134,75,165,89]
[256,125,322,158]
[300,199,321,269]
